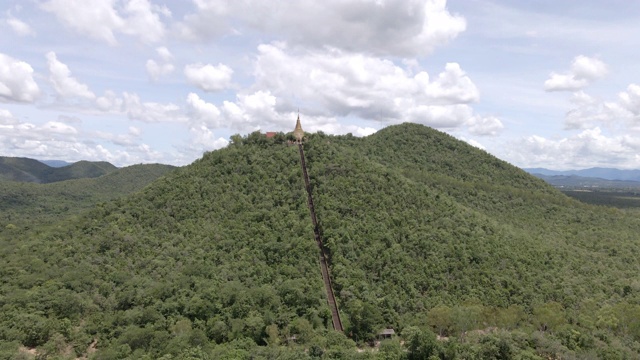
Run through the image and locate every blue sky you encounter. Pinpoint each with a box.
[2,0,640,169]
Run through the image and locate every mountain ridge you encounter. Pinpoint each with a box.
[0,156,118,183]
[0,163,177,228]
[524,166,640,182]
[531,173,640,189]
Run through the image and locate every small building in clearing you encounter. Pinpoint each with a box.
[378,328,396,340]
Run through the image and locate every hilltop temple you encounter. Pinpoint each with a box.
[293,115,304,143]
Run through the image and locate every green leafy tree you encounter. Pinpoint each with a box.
[495,305,526,330]
[451,303,484,336]
[379,338,404,360]
[533,302,566,333]
[264,324,280,346]
[402,326,439,360]
[345,300,384,342]
[427,305,453,336]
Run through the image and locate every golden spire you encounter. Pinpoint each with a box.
[293,113,304,143]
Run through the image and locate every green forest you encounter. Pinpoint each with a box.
[2,123,640,359]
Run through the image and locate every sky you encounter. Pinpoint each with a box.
[2,0,640,169]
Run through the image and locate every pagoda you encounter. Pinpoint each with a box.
[293,115,304,143]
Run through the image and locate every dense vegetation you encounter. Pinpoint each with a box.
[0,157,118,183]
[2,124,640,359]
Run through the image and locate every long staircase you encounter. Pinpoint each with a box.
[298,143,344,332]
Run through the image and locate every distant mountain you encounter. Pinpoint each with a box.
[524,167,640,182]
[530,174,640,189]
[0,156,118,183]
[39,159,72,168]
[0,163,177,227]
[44,160,118,183]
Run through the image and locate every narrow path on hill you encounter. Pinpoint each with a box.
[298,143,344,332]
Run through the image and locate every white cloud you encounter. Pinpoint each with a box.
[0,115,92,161]
[96,90,124,111]
[544,55,608,92]
[169,121,229,165]
[618,84,640,117]
[178,0,465,56]
[41,0,167,45]
[560,86,640,131]
[146,60,174,81]
[41,0,124,45]
[175,0,229,40]
[571,55,608,80]
[0,110,172,165]
[223,91,281,128]
[544,74,589,92]
[46,51,95,99]
[352,126,377,137]
[41,121,78,134]
[466,115,504,136]
[184,63,233,92]
[462,137,486,150]
[187,90,378,137]
[564,91,599,130]
[93,129,138,147]
[418,63,480,104]
[120,0,167,43]
[186,92,222,126]
[0,53,40,103]
[6,16,35,36]
[96,91,186,123]
[146,48,175,81]
[254,44,478,127]
[222,90,317,132]
[570,90,596,106]
[122,92,183,122]
[178,43,483,135]
[307,122,378,137]
[405,104,473,128]
[509,127,640,169]
[156,46,173,62]
[0,109,18,125]
[188,122,229,149]
[89,129,165,164]
[563,91,627,130]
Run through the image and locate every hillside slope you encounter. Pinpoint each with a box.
[0,156,117,183]
[2,124,640,359]
[311,125,639,310]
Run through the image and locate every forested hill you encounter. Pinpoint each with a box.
[2,123,640,359]
[0,156,117,183]
[0,163,177,228]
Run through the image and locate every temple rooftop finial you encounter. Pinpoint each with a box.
[293,113,304,143]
